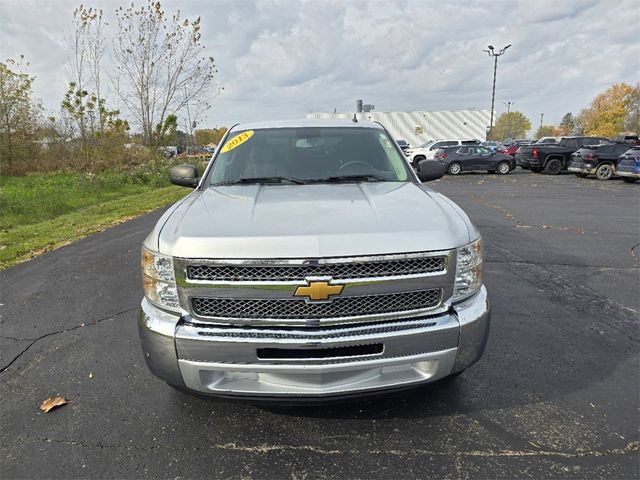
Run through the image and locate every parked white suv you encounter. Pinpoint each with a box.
[407,139,482,166]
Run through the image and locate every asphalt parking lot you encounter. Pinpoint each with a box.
[1,170,638,479]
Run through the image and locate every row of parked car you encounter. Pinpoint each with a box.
[402,138,516,175]
[514,135,639,181]
[158,145,217,159]
[398,135,639,181]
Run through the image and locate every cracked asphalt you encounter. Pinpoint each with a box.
[1,170,639,479]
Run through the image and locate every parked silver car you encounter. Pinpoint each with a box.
[139,119,490,401]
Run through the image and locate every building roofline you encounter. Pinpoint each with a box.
[232,118,384,131]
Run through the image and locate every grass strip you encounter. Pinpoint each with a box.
[0,186,187,270]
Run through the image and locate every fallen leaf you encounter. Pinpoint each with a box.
[40,396,68,413]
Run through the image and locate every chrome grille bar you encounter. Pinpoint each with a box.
[191,289,442,320]
[186,255,445,282]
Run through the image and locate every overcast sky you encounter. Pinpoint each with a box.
[1,0,638,132]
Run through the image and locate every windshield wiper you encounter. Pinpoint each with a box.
[307,174,388,183]
[214,176,306,185]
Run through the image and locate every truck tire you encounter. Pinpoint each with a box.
[412,155,425,168]
[544,158,562,175]
[496,161,511,175]
[448,162,462,175]
[595,163,614,180]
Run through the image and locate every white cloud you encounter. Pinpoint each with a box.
[0,0,638,131]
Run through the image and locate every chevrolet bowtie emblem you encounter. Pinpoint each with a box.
[294,281,344,301]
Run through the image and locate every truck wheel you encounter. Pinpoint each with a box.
[412,155,425,168]
[544,159,562,175]
[448,162,462,175]
[623,178,637,183]
[496,161,511,175]
[595,163,614,180]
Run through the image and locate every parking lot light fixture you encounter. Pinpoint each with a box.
[483,44,512,141]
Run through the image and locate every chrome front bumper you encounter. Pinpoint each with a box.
[138,286,490,399]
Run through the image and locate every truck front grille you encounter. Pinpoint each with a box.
[191,289,442,320]
[186,255,445,282]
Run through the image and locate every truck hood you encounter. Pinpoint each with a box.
[153,182,475,258]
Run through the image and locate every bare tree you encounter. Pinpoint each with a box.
[182,84,213,149]
[66,6,89,138]
[84,7,107,132]
[65,5,109,137]
[112,1,217,146]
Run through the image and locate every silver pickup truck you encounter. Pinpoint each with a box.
[139,119,490,401]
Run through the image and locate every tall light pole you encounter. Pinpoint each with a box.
[483,44,511,141]
[504,101,514,114]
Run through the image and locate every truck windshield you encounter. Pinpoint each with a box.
[207,127,411,185]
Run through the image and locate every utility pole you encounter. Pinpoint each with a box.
[483,44,511,141]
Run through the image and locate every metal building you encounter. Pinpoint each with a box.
[306,109,491,147]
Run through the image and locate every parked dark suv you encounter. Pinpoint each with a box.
[613,135,639,145]
[396,139,410,153]
[568,143,632,180]
[435,145,515,175]
[615,146,640,183]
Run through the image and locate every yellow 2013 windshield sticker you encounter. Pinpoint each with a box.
[221,130,254,153]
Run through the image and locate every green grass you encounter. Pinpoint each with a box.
[0,171,189,269]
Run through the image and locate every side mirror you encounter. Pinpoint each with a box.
[416,160,445,182]
[170,164,200,188]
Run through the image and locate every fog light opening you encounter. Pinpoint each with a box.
[413,360,438,377]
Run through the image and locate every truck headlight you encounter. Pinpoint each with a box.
[141,247,180,312]
[453,238,483,301]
